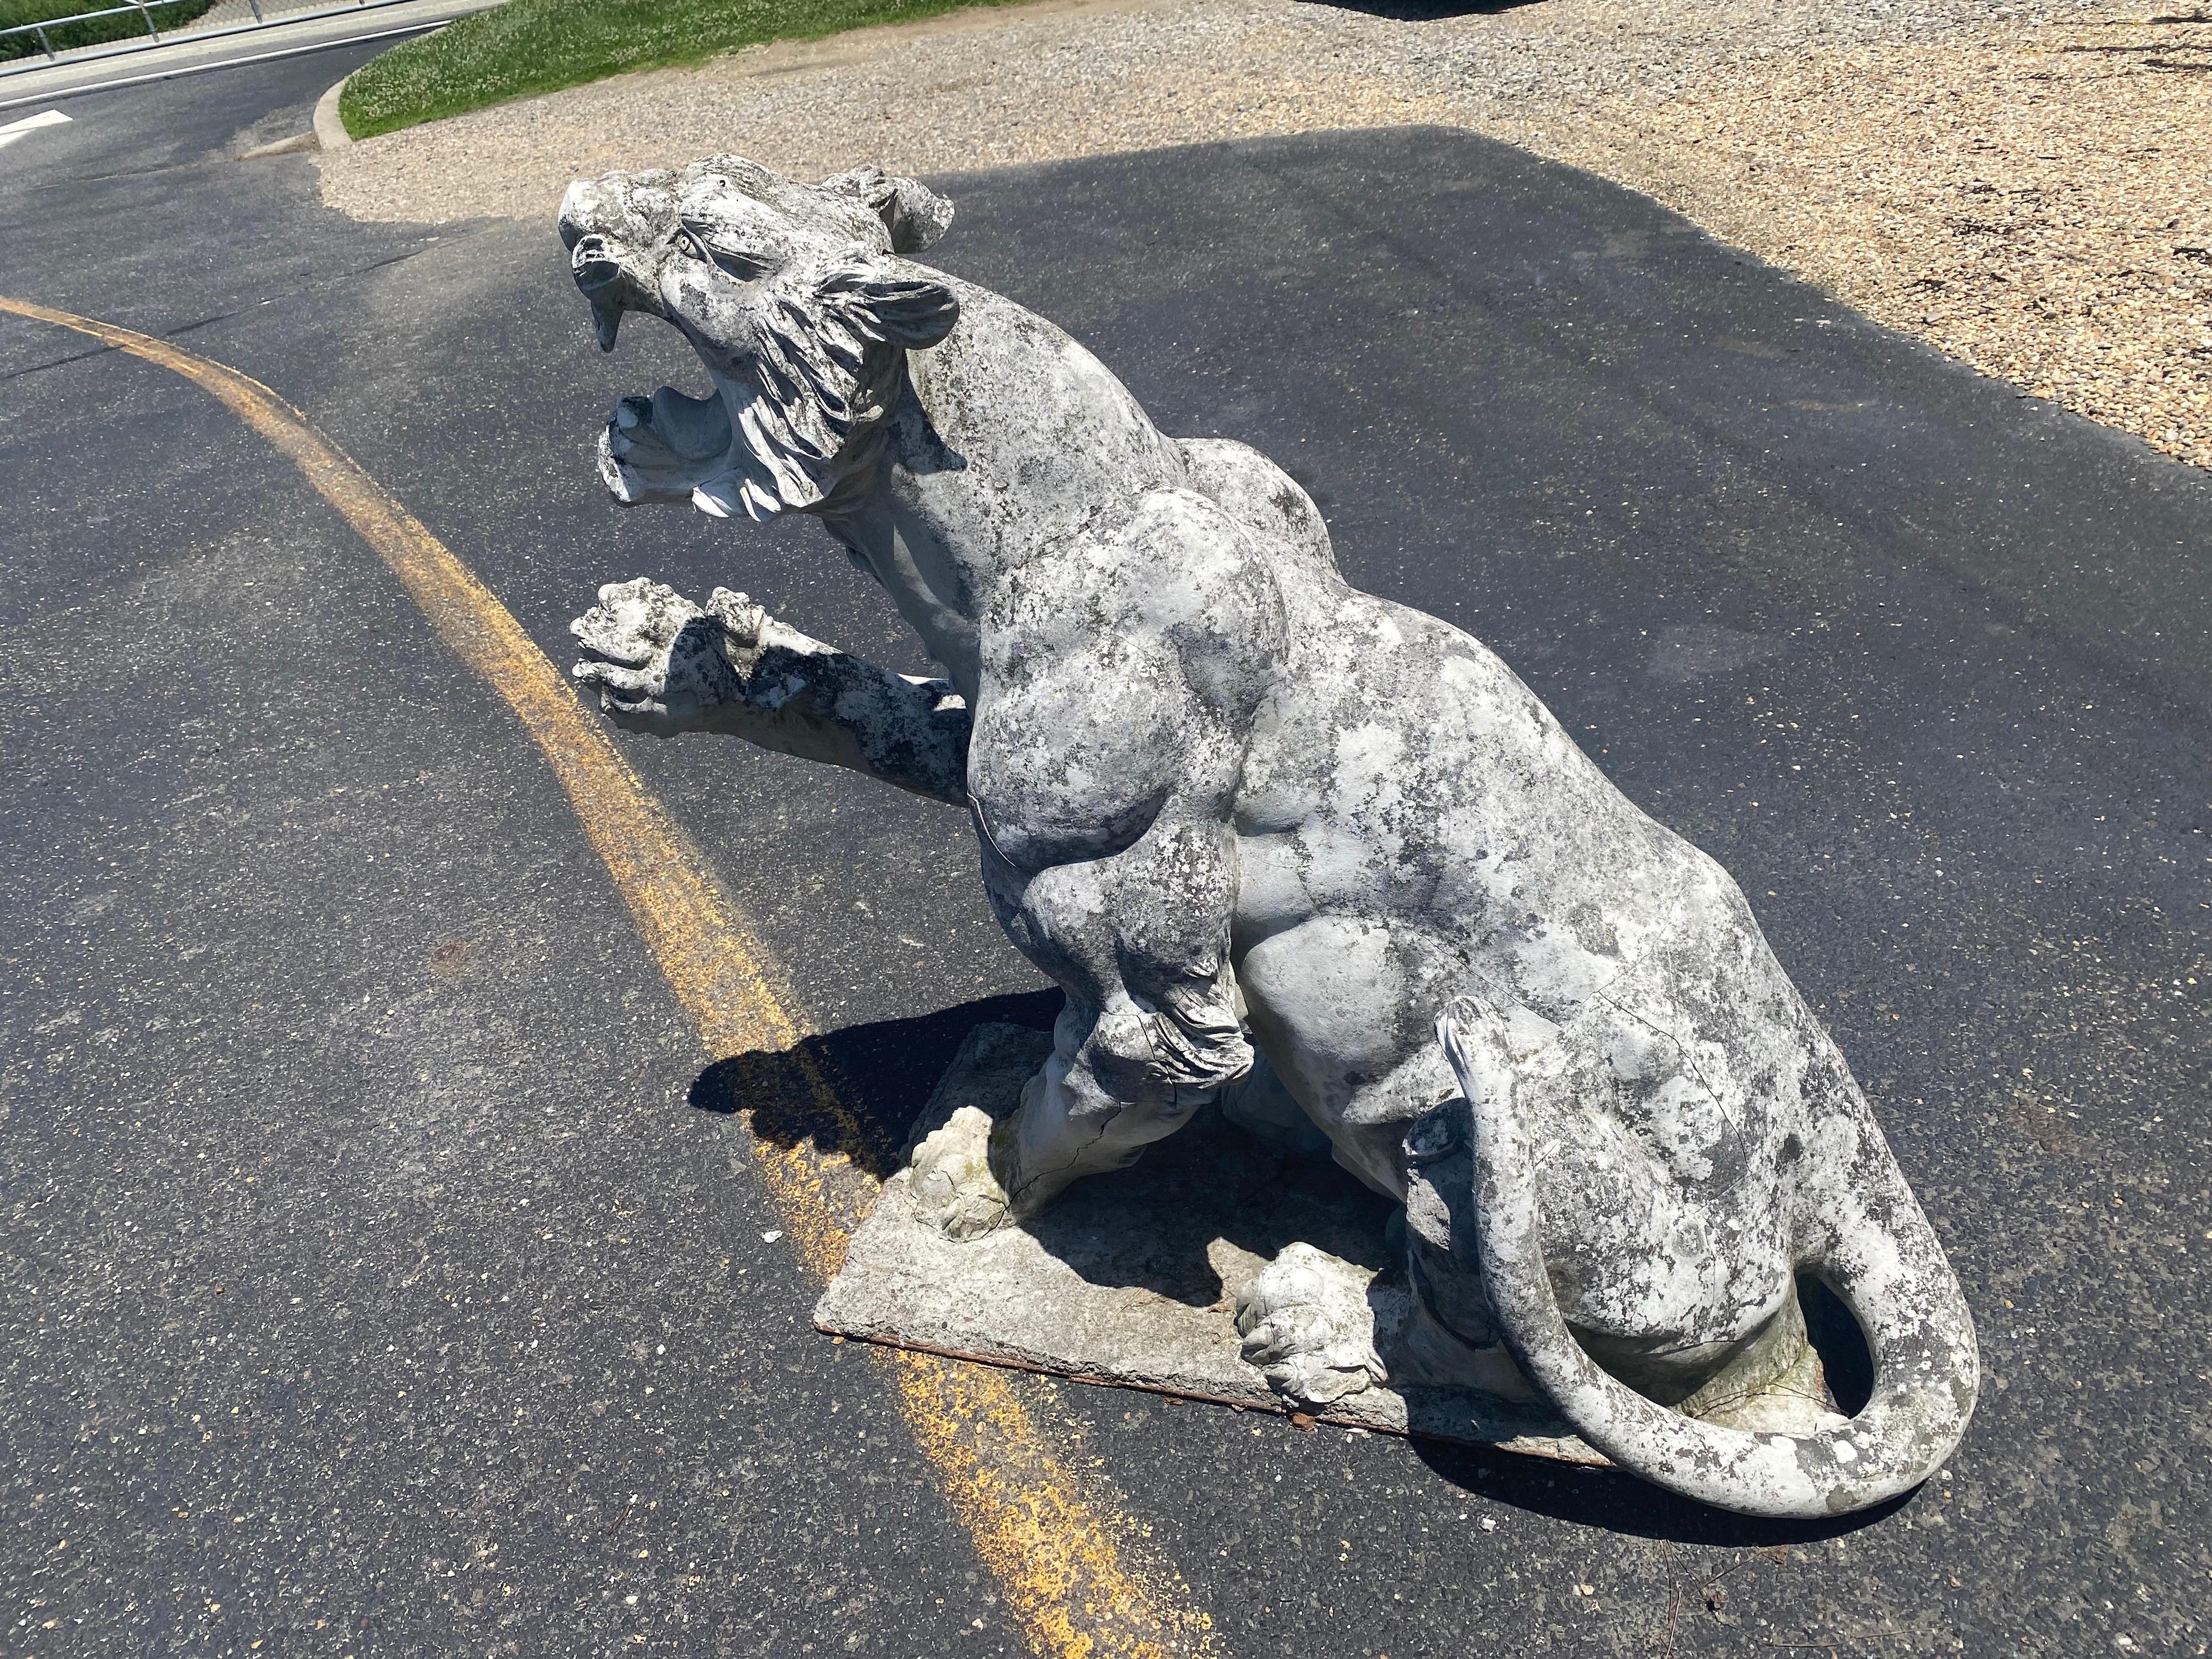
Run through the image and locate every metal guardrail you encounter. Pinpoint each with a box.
[1,0,424,70]
[1,0,208,60]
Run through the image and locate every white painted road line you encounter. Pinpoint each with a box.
[0,108,70,149]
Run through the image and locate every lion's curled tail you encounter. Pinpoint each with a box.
[1436,997,1979,1519]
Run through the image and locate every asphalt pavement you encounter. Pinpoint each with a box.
[2,44,2208,1659]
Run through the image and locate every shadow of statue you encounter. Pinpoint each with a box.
[1408,1431,1914,1547]
[691,995,1390,1296]
[686,989,1062,1179]
[1020,1104,1396,1308]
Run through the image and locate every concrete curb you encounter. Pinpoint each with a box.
[311,68,350,149]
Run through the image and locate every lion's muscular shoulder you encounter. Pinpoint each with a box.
[992,487,1289,687]
[970,487,1290,869]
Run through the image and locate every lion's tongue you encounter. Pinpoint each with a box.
[647,383,732,460]
[690,465,796,524]
[691,476,744,518]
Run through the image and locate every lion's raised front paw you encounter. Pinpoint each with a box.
[570,577,742,736]
[907,1106,1014,1241]
[1234,1242,1387,1407]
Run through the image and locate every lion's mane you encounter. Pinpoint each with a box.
[713,256,961,522]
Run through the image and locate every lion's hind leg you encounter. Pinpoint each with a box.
[1376,988,1809,1413]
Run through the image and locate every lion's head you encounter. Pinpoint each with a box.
[559,157,959,522]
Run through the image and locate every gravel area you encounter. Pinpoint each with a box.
[319,0,2212,470]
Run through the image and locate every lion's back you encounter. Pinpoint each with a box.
[1236,581,1754,1020]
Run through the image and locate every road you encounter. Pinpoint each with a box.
[2,44,2208,1659]
[0,0,483,115]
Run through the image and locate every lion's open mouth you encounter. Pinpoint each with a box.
[596,380,756,517]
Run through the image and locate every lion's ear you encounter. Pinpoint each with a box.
[819,165,954,255]
[824,265,961,351]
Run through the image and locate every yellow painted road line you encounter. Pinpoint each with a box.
[0,293,1215,1659]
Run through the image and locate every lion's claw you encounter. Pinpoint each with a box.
[568,577,743,735]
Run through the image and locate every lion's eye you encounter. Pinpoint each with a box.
[672,217,778,282]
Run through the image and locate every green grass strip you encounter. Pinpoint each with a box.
[1,0,216,63]
[338,0,1032,141]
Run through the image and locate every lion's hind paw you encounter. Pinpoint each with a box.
[1234,1243,1387,1407]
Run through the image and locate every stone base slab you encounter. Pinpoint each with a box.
[812,1022,1610,1464]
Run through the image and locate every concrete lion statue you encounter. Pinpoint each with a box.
[558,154,1976,1519]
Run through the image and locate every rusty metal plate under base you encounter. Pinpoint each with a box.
[813,1022,1609,1464]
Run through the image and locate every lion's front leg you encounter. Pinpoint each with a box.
[570,577,971,804]
[909,487,1284,1239]
[905,813,1256,1240]
[912,739,1256,1238]
[908,832,1255,1241]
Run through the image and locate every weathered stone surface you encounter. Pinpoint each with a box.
[560,154,1977,1518]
